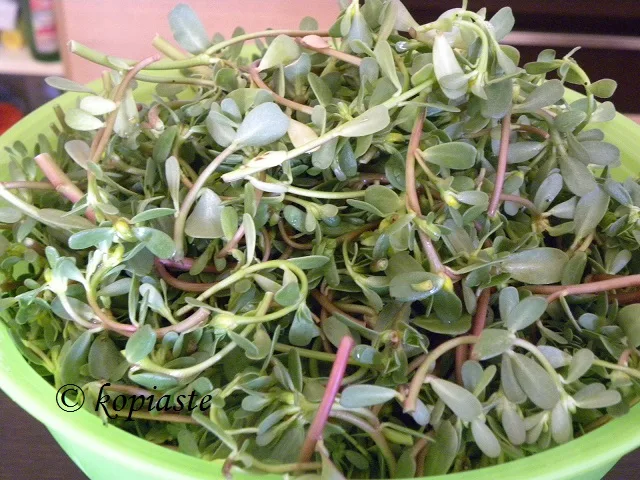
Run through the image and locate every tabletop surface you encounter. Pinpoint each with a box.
[0,390,637,479]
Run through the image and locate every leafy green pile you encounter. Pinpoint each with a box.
[1,0,639,477]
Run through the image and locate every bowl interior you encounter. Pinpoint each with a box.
[0,85,639,480]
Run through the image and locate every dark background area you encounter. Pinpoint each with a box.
[405,0,640,113]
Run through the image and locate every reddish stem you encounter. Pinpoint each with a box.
[311,290,367,327]
[261,228,272,262]
[248,61,314,115]
[90,55,162,165]
[34,153,96,222]
[277,220,313,250]
[488,111,513,218]
[524,274,640,303]
[296,37,362,66]
[499,194,540,215]
[471,289,492,337]
[454,345,466,385]
[298,336,355,464]
[154,259,215,293]
[157,257,220,273]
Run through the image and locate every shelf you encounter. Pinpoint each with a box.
[0,46,63,77]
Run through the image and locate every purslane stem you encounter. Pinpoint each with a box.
[173,143,238,258]
[204,29,331,55]
[488,110,513,217]
[405,335,478,412]
[299,336,355,464]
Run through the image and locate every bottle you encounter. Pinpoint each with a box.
[21,0,59,61]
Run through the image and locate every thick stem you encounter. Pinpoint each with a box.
[90,55,162,166]
[296,37,362,66]
[173,144,237,258]
[488,111,513,218]
[157,257,220,273]
[499,194,541,215]
[524,275,640,303]
[278,220,313,250]
[405,110,426,215]
[299,336,355,464]
[154,259,214,293]
[248,62,314,114]
[205,29,330,55]
[34,153,96,222]
[405,336,478,412]
[311,290,366,327]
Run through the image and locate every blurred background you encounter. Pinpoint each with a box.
[0,0,639,134]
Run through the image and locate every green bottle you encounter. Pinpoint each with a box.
[21,0,60,62]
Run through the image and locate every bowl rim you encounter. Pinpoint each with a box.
[1,85,640,480]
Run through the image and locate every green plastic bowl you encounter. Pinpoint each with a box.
[1,86,639,480]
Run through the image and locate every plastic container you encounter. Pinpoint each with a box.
[0,85,639,480]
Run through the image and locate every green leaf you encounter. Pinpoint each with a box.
[413,314,471,336]
[423,420,458,476]
[340,384,398,408]
[502,247,568,285]
[68,228,114,249]
[168,4,210,54]
[125,324,157,363]
[422,142,477,169]
[499,286,519,320]
[510,352,561,409]
[59,331,93,385]
[430,377,482,422]
[433,289,463,323]
[258,34,300,70]
[555,110,587,133]
[129,371,178,390]
[338,105,391,137]
[489,7,515,41]
[312,137,338,170]
[133,227,176,259]
[307,73,333,106]
[131,208,175,223]
[235,102,290,148]
[473,329,515,360]
[471,419,501,458]
[185,189,224,239]
[558,155,597,197]
[288,304,319,346]
[581,141,621,167]
[506,296,547,332]
[501,353,527,404]
[507,141,545,164]
[373,40,401,94]
[574,187,609,241]
[565,349,594,383]
[45,76,95,93]
[192,411,238,451]
[64,108,104,131]
[573,383,621,409]
[589,79,617,98]
[153,126,178,163]
[242,213,256,265]
[79,95,117,116]
[618,304,640,347]
[561,251,587,285]
[274,281,300,307]
[285,255,329,269]
[364,185,401,215]
[534,173,563,212]
[389,271,444,302]
[513,79,564,113]
[88,334,125,381]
